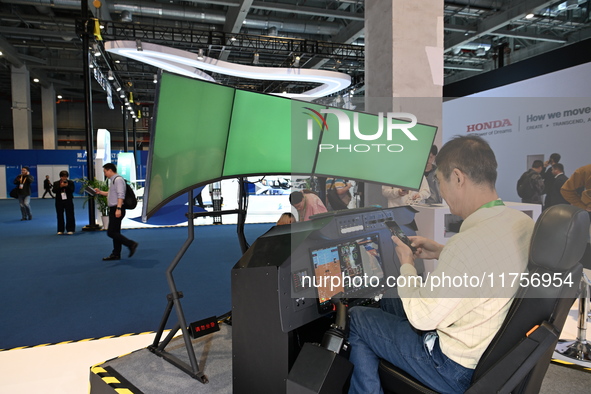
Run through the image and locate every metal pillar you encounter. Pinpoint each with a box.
[80,1,99,231]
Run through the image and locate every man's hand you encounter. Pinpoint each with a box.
[392,236,415,267]
[407,236,444,260]
[409,192,421,201]
[115,209,122,218]
[398,189,409,196]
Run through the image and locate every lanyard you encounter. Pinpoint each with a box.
[478,199,505,210]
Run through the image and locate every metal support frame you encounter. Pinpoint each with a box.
[559,271,591,361]
[104,23,364,60]
[147,181,250,380]
[148,189,208,383]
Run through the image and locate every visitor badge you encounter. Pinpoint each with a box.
[19,184,23,189]
[61,192,67,200]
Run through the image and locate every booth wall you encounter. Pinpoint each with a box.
[443,61,591,203]
[0,149,148,199]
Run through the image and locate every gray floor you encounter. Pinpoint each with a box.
[95,324,591,394]
[103,325,232,394]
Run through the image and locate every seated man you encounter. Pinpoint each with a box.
[348,136,535,394]
[289,190,328,221]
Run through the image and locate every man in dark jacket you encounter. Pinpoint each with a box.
[13,166,34,220]
[53,170,76,234]
[541,153,561,195]
[517,160,545,204]
[42,175,54,198]
[543,163,569,210]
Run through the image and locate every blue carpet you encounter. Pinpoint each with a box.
[0,198,271,350]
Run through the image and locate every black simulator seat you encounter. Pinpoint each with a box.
[378,204,591,394]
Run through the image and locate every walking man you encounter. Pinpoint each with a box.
[94,163,138,261]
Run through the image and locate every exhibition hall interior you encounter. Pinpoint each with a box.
[1,1,591,393]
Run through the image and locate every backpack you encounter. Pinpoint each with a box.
[116,176,138,209]
[516,172,534,200]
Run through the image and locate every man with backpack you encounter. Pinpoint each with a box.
[516,160,545,204]
[94,163,139,261]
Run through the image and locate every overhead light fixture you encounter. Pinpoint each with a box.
[253,53,259,65]
[230,36,237,42]
[0,50,3,56]
[153,74,158,83]
[120,90,125,98]
[57,94,62,99]
[114,81,121,91]
[105,40,352,98]
[197,49,204,60]
[89,62,94,69]
[93,43,101,56]
[136,39,143,52]
[114,59,120,64]
[525,13,535,19]
[293,55,300,67]
[33,78,40,83]
[566,0,579,10]
[107,70,114,80]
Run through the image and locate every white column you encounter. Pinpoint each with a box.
[365,0,443,136]
[11,65,33,149]
[364,0,444,206]
[41,84,58,149]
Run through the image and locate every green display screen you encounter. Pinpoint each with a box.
[224,90,292,176]
[145,73,234,216]
[144,72,437,220]
[313,108,435,189]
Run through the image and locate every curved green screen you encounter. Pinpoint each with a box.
[143,72,437,220]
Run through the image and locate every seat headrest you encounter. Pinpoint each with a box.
[530,205,590,271]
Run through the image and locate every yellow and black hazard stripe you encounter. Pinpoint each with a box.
[551,358,591,373]
[0,331,159,352]
[90,365,143,394]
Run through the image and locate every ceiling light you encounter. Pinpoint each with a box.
[57,94,63,99]
[293,55,300,67]
[120,90,125,98]
[566,0,579,10]
[230,36,237,42]
[114,59,120,64]
[114,81,121,91]
[0,50,3,56]
[93,43,101,56]
[33,78,39,83]
[107,70,114,80]
[153,74,158,83]
[253,53,259,65]
[105,40,352,98]
[197,49,204,61]
[525,13,535,19]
